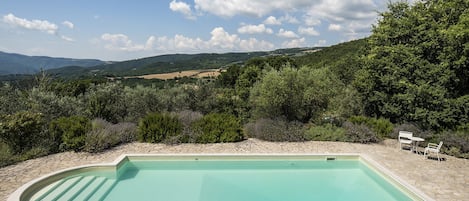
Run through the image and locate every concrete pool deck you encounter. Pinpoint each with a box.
[1,139,468,201]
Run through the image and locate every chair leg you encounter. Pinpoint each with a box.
[437,152,440,162]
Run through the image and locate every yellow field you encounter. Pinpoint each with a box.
[125,69,223,80]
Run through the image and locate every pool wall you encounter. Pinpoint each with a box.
[8,154,434,201]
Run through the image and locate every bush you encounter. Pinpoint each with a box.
[306,124,346,141]
[49,116,91,151]
[391,122,432,139]
[83,119,137,153]
[0,141,17,167]
[192,113,243,143]
[436,130,469,159]
[348,116,393,139]
[244,118,306,142]
[138,113,182,143]
[0,111,44,153]
[343,121,379,144]
[170,110,203,144]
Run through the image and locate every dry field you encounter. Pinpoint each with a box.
[127,69,223,80]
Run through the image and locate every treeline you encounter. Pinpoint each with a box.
[0,0,468,167]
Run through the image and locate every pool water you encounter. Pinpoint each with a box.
[32,158,414,201]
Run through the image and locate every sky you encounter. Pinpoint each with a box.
[0,0,403,61]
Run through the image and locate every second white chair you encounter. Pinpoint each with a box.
[424,141,444,161]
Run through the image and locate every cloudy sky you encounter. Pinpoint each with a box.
[0,0,396,61]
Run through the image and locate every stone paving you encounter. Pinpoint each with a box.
[1,139,468,201]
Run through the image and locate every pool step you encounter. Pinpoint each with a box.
[57,176,95,200]
[72,177,107,201]
[35,176,83,201]
[33,176,116,201]
[85,178,116,201]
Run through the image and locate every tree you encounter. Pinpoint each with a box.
[0,83,28,114]
[216,65,241,88]
[250,66,341,122]
[124,85,161,122]
[85,82,127,123]
[356,0,469,130]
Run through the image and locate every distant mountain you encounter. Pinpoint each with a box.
[0,51,106,75]
[47,48,320,78]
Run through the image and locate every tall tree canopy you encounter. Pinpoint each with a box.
[356,0,469,130]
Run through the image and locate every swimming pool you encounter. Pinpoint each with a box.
[9,154,432,201]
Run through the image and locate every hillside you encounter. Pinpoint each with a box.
[47,48,321,78]
[0,51,106,75]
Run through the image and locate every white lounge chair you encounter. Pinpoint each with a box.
[424,141,443,161]
[398,131,413,150]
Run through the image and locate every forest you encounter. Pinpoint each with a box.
[1,0,468,167]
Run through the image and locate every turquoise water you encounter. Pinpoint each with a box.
[99,159,413,201]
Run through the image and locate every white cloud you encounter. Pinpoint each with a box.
[282,37,306,48]
[60,35,75,42]
[279,14,299,24]
[263,16,281,25]
[174,34,207,50]
[239,38,274,51]
[194,0,314,17]
[303,15,321,26]
[145,36,156,49]
[314,39,327,47]
[238,24,273,34]
[277,28,299,38]
[62,21,74,29]
[307,0,377,23]
[146,27,274,52]
[169,0,196,20]
[101,33,155,51]
[3,13,74,42]
[298,26,319,36]
[3,13,58,35]
[328,24,341,31]
[209,27,239,49]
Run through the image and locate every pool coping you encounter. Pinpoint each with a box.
[8,153,435,201]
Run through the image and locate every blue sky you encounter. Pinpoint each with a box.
[0,0,398,61]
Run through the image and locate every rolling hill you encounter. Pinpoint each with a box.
[0,51,106,75]
[47,48,321,78]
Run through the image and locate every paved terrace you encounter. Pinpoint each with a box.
[1,139,468,201]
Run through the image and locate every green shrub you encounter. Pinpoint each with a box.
[0,141,17,167]
[17,146,49,161]
[0,111,44,153]
[192,113,243,143]
[49,116,91,151]
[84,119,137,153]
[138,113,182,143]
[244,118,306,142]
[348,116,393,139]
[306,124,346,141]
[343,121,379,144]
[436,130,469,159]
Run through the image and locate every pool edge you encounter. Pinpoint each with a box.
[359,154,435,201]
[8,153,434,201]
